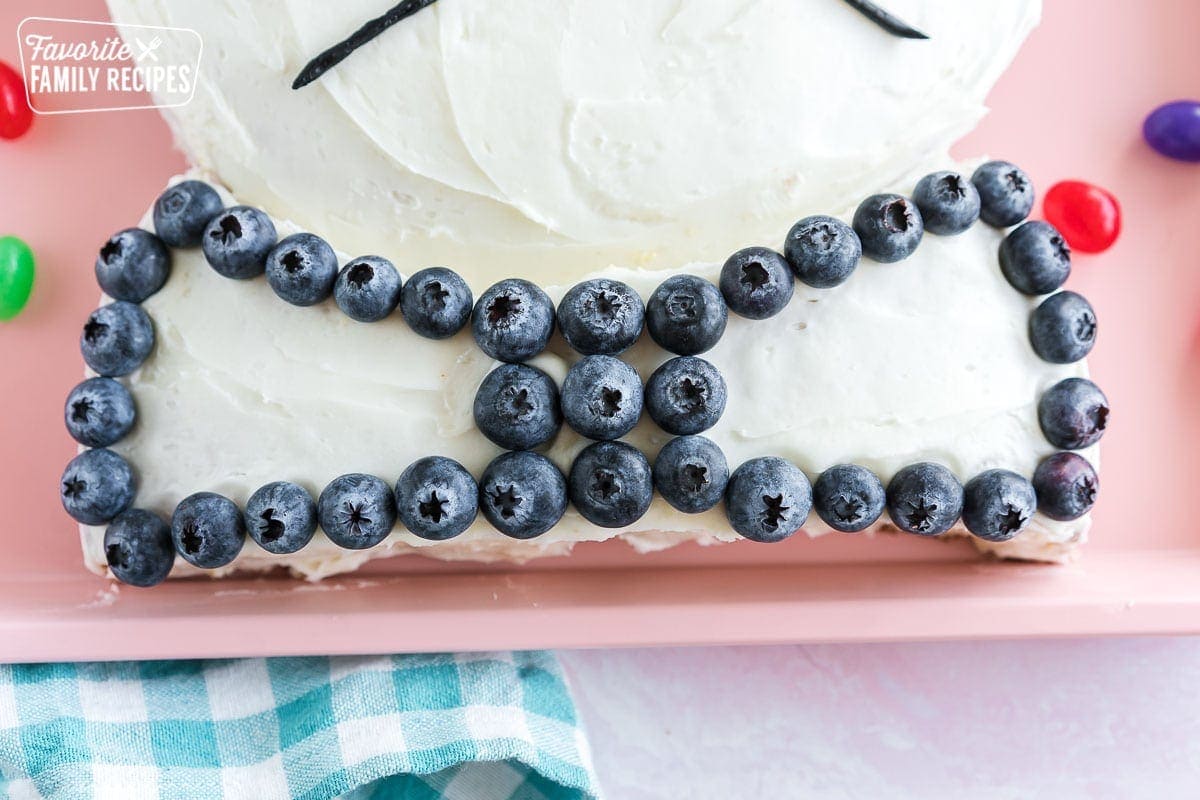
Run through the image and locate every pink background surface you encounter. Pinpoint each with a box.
[2,0,1200,665]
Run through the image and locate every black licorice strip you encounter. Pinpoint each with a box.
[292,0,439,89]
[841,0,929,40]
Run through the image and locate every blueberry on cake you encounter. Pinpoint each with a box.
[69,0,1104,586]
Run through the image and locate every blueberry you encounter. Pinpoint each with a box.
[473,363,562,450]
[478,451,567,539]
[886,462,963,536]
[202,205,277,279]
[962,469,1036,542]
[561,355,643,441]
[912,171,981,235]
[557,278,645,355]
[719,247,794,320]
[64,377,135,447]
[265,233,338,306]
[318,473,397,549]
[94,228,171,303]
[80,301,154,377]
[104,509,175,587]
[972,160,1035,228]
[784,216,862,288]
[1033,452,1099,521]
[472,279,555,362]
[334,255,402,322]
[171,491,246,568]
[395,456,478,541]
[812,464,886,533]
[999,221,1071,295]
[852,194,924,263]
[153,180,223,247]
[569,441,653,528]
[652,435,729,514]
[400,267,473,339]
[645,356,727,435]
[645,274,727,355]
[1038,377,1108,450]
[724,456,812,542]
[60,448,136,525]
[1029,291,1096,363]
[244,481,317,554]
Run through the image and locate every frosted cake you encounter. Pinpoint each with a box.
[59,0,1105,585]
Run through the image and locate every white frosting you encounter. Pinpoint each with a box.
[80,177,1094,580]
[106,0,1041,285]
[84,0,1092,580]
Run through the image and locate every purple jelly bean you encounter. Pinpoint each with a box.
[1143,100,1200,162]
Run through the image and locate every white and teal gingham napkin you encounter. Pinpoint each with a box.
[0,652,601,800]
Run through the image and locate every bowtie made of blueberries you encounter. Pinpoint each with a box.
[60,161,1105,587]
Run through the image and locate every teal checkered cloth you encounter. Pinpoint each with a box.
[0,652,601,799]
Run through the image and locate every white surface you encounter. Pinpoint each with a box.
[563,639,1200,798]
[79,180,1092,579]
[107,0,1039,285]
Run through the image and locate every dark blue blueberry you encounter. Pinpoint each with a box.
[80,301,154,377]
[561,355,643,441]
[852,194,924,263]
[962,469,1036,542]
[265,233,338,306]
[784,216,862,288]
[1038,377,1108,450]
[104,509,174,587]
[478,451,567,539]
[724,456,812,542]
[153,180,223,247]
[473,363,561,451]
[972,160,1035,228]
[94,228,171,303]
[1029,291,1096,363]
[912,171,981,235]
[568,441,653,528]
[64,377,135,447]
[719,247,794,320]
[1033,452,1098,521]
[812,464,886,533]
[334,255,402,322]
[652,435,728,514]
[395,456,478,541]
[202,205,277,279]
[318,473,397,549]
[472,279,555,362]
[999,221,1071,295]
[557,278,645,355]
[886,462,963,536]
[645,274,727,356]
[171,491,246,568]
[400,267,473,340]
[60,448,136,525]
[244,481,317,554]
[645,356,726,435]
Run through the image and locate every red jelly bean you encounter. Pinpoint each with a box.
[0,61,32,140]
[1042,180,1121,254]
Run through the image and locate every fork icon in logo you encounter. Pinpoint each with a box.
[133,36,162,62]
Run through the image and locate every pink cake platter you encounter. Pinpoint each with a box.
[2,0,1199,663]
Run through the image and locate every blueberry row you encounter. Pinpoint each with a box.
[77,437,1098,588]
[88,167,1096,372]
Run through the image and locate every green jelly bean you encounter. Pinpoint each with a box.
[0,236,34,320]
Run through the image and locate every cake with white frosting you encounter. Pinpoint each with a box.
[61,0,1106,584]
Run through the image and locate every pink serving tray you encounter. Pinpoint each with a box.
[3,0,1199,663]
